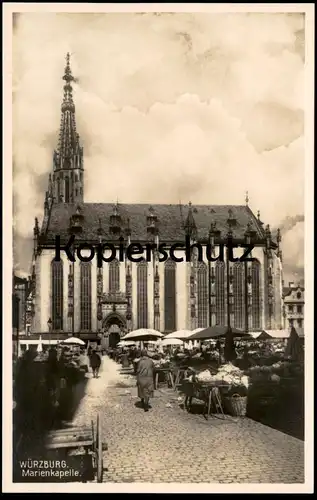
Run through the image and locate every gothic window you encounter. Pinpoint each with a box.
[197,262,208,328]
[164,259,176,332]
[57,178,60,201]
[80,262,91,330]
[233,262,244,329]
[51,260,63,330]
[215,261,225,325]
[251,259,261,329]
[109,259,120,293]
[65,177,70,203]
[75,175,79,182]
[137,261,148,328]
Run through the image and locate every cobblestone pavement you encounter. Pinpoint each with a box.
[73,356,304,484]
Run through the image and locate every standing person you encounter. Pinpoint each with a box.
[89,350,101,378]
[136,350,155,412]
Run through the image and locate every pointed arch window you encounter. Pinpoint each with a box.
[233,262,244,329]
[164,259,176,332]
[80,262,91,331]
[215,261,225,326]
[51,260,63,330]
[57,178,61,201]
[109,259,120,293]
[252,260,261,329]
[197,262,208,328]
[137,261,148,328]
[65,177,70,203]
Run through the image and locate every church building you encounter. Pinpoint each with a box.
[29,54,284,347]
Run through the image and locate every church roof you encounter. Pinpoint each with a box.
[43,202,267,244]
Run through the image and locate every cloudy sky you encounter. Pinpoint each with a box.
[12,11,305,282]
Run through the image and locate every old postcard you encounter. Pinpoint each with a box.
[3,2,314,494]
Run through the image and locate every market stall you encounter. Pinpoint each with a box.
[180,363,249,419]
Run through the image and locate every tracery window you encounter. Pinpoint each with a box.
[251,259,261,329]
[137,261,148,328]
[65,177,70,203]
[51,260,63,330]
[197,261,208,328]
[80,262,92,331]
[233,262,244,329]
[164,259,176,332]
[109,259,120,293]
[215,261,225,325]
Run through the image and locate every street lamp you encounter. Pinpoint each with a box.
[47,317,52,346]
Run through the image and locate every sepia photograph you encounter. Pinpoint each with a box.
[3,2,314,494]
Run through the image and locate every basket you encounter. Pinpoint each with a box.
[224,393,247,417]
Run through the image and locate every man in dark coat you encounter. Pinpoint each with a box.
[136,350,155,412]
[89,350,101,378]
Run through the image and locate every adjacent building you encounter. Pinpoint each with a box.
[27,54,284,348]
[283,282,305,330]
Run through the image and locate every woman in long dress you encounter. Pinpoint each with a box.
[136,350,155,412]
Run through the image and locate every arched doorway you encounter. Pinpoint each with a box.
[108,324,121,348]
[103,313,126,349]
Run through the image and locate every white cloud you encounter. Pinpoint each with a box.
[12,12,305,276]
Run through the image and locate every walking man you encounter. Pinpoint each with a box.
[136,350,155,412]
[89,350,101,378]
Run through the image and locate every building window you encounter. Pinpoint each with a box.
[164,259,176,332]
[251,260,260,329]
[137,262,148,328]
[57,178,60,201]
[297,305,302,314]
[197,262,208,328]
[80,262,91,330]
[65,177,70,203]
[51,260,63,330]
[289,305,293,313]
[109,259,120,293]
[233,262,244,329]
[297,319,303,328]
[297,292,301,299]
[215,261,225,325]
[289,318,294,327]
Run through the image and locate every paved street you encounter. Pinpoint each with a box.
[72,356,304,484]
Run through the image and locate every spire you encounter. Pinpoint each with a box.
[57,53,79,163]
[184,201,197,239]
[52,53,84,204]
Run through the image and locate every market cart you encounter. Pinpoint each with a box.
[44,414,106,483]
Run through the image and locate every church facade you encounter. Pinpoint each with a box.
[29,54,284,347]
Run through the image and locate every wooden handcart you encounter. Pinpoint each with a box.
[44,414,106,483]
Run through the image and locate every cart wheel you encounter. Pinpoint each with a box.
[97,414,103,483]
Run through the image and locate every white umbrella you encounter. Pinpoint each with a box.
[164,329,193,340]
[37,335,43,353]
[61,336,85,346]
[192,328,205,334]
[162,337,183,346]
[117,340,136,347]
[121,329,163,341]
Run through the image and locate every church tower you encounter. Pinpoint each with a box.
[51,53,84,204]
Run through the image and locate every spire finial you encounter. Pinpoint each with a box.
[63,52,74,84]
[245,190,249,206]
